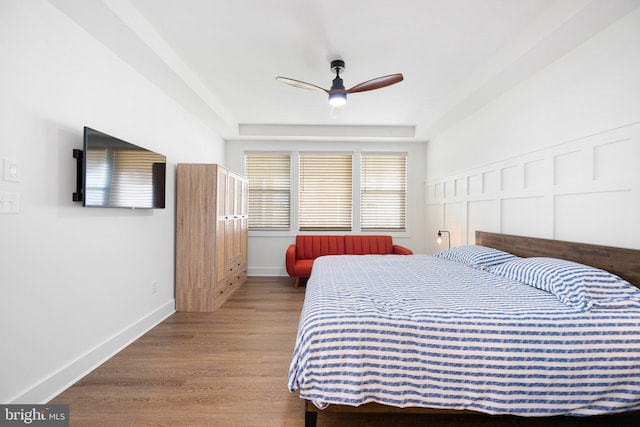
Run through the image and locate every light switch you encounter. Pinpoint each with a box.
[0,191,20,213]
[4,158,21,182]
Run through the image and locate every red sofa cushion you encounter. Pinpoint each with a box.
[344,235,393,255]
[296,235,345,260]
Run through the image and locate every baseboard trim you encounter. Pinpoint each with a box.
[247,267,286,276]
[10,300,175,404]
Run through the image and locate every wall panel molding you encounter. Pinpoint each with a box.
[426,121,639,250]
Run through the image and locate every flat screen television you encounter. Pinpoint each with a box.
[73,127,166,209]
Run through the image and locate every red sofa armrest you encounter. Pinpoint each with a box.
[286,244,297,277]
[392,244,413,255]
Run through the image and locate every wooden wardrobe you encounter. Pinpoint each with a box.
[175,163,248,312]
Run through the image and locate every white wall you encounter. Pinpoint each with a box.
[425,7,640,254]
[0,0,224,403]
[226,140,427,276]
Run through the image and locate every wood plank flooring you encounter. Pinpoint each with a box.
[51,277,638,427]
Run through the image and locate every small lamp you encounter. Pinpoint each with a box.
[437,230,450,249]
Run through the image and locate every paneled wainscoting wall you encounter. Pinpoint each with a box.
[426,121,640,250]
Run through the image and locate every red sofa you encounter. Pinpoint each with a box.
[285,235,413,287]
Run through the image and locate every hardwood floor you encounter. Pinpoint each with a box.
[52,277,638,427]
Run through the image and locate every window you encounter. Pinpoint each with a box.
[299,154,352,231]
[244,154,290,229]
[361,153,407,231]
[245,151,408,233]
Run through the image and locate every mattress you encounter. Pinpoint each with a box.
[288,254,640,416]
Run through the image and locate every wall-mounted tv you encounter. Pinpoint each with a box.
[73,127,166,209]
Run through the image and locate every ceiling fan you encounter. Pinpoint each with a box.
[276,60,403,107]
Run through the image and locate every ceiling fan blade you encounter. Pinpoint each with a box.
[346,73,404,94]
[276,76,328,93]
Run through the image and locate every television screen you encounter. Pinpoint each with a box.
[81,127,166,209]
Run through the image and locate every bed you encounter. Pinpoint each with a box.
[288,231,640,426]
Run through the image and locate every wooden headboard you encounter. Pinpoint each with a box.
[476,231,640,287]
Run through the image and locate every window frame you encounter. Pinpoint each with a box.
[298,152,353,232]
[244,152,292,231]
[360,152,407,232]
[244,150,409,235]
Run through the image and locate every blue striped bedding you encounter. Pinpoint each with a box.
[288,254,640,416]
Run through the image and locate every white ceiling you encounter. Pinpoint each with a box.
[50,0,640,142]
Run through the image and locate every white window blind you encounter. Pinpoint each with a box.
[245,154,291,229]
[361,153,407,231]
[299,154,352,231]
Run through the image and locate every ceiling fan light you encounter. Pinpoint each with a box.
[329,92,347,107]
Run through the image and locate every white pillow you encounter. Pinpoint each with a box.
[490,257,640,311]
[433,245,519,270]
